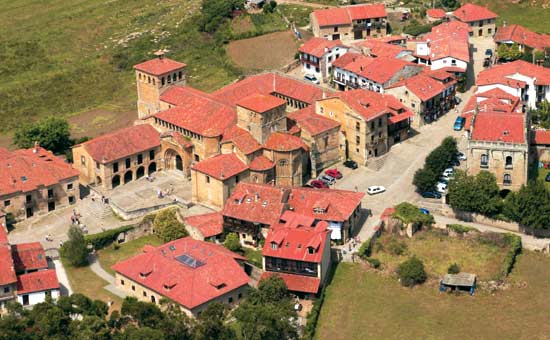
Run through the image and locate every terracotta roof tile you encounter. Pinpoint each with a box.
[79,124,160,163]
[263,132,309,152]
[334,55,415,84]
[184,212,223,238]
[337,89,411,122]
[347,3,387,20]
[427,8,446,19]
[112,237,248,310]
[388,73,446,101]
[312,4,386,27]
[260,272,320,294]
[299,38,345,58]
[11,242,48,273]
[424,21,470,63]
[533,130,550,145]
[249,155,275,171]
[287,106,340,136]
[471,113,525,144]
[192,153,248,181]
[288,187,364,222]
[353,39,409,58]
[494,24,550,51]
[16,269,59,294]
[0,227,16,285]
[453,3,497,22]
[476,60,550,86]
[134,57,186,76]
[221,126,262,155]
[237,94,286,113]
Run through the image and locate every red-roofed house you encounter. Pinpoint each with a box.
[494,24,550,54]
[299,38,349,81]
[532,129,550,163]
[427,8,447,22]
[236,94,287,145]
[72,124,161,190]
[310,4,388,42]
[135,51,187,119]
[467,110,529,191]
[453,3,497,37]
[1,146,79,221]
[184,212,224,241]
[112,237,249,317]
[260,211,331,296]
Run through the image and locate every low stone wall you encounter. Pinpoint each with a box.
[519,226,550,238]
[441,207,519,232]
[110,198,192,221]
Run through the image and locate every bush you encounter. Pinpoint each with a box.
[61,226,89,267]
[85,225,134,250]
[153,208,187,242]
[224,232,242,252]
[447,263,460,274]
[387,238,408,256]
[393,202,434,226]
[397,256,427,287]
[447,224,477,234]
[357,239,372,258]
[366,258,381,269]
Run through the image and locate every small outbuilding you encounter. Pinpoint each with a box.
[440,272,477,295]
[426,8,447,22]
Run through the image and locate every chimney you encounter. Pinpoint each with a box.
[322,91,326,99]
[33,141,39,153]
[324,47,329,53]
[154,49,165,60]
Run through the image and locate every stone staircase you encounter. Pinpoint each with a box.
[367,154,389,171]
[85,200,114,220]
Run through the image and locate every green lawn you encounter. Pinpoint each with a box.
[97,234,164,276]
[243,248,263,268]
[316,252,550,340]
[537,167,550,189]
[278,5,314,27]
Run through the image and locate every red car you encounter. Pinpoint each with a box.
[325,168,342,179]
[310,180,329,189]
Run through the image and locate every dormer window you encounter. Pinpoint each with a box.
[271,242,278,250]
[307,247,315,254]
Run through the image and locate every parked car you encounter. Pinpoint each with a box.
[304,74,320,85]
[439,176,450,184]
[443,168,454,177]
[546,172,550,182]
[325,168,343,179]
[421,191,442,199]
[419,208,430,215]
[343,159,358,169]
[310,180,328,189]
[485,49,493,56]
[319,174,336,185]
[451,159,460,167]
[367,185,386,195]
[453,116,465,131]
[436,182,448,193]
[457,152,467,161]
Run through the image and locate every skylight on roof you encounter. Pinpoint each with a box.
[175,254,205,269]
[21,176,28,182]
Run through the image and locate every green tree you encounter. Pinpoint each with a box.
[159,300,193,340]
[397,256,427,287]
[474,171,501,216]
[531,100,550,129]
[60,226,89,267]
[497,43,522,61]
[441,0,460,10]
[153,208,187,242]
[503,182,550,230]
[447,263,460,274]
[448,170,501,216]
[120,297,165,329]
[413,167,438,192]
[13,116,73,155]
[199,0,244,33]
[118,326,165,340]
[223,232,242,252]
[263,0,277,13]
[192,303,236,340]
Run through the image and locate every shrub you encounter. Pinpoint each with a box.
[366,258,381,269]
[397,256,427,287]
[85,225,134,250]
[387,238,408,256]
[153,208,187,242]
[61,226,89,267]
[224,232,242,252]
[393,202,434,226]
[357,238,372,258]
[447,263,460,274]
[447,224,477,234]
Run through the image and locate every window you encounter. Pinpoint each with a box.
[4,200,10,207]
[69,196,76,204]
[47,189,54,199]
[152,78,155,85]
[228,297,233,303]
[120,279,125,286]
[480,154,488,167]
[238,293,243,299]
[95,161,100,169]
[334,27,338,32]
[161,77,165,86]
[271,242,278,250]
[356,136,360,145]
[80,156,86,166]
[149,150,155,160]
[356,122,360,131]
[137,154,143,164]
[503,174,512,186]
[370,121,375,130]
[278,159,288,166]
[411,103,416,108]
[206,176,210,184]
[505,156,513,169]
[113,162,119,173]
[125,158,131,168]
[3,287,9,293]
[235,175,240,183]
[151,295,156,304]
[26,194,32,203]
[178,71,183,79]
[143,291,147,297]
[488,28,492,34]
[378,118,382,127]
[131,285,135,291]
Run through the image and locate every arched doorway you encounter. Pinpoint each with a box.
[124,171,133,184]
[164,149,184,171]
[112,175,120,189]
[148,162,157,174]
[96,176,102,186]
[176,155,183,171]
[136,166,145,179]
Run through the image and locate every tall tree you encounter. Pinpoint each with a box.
[60,226,89,267]
[192,303,236,340]
[153,208,187,242]
[13,116,72,154]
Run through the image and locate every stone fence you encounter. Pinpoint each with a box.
[440,207,520,232]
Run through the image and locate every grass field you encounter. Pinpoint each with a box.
[278,5,314,27]
[371,231,509,281]
[316,252,550,340]
[97,234,163,276]
[537,167,550,189]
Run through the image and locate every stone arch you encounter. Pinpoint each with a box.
[136,166,145,179]
[164,149,183,171]
[148,162,157,174]
[124,171,133,184]
[112,175,121,189]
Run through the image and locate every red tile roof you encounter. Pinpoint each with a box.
[288,187,364,222]
[287,106,340,136]
[476,60,550,86]
[331,52,362,68]
[533,130,550,145]
[221,125,262,155]
[453,3,497,22]
[79,124,160,163]
[237,94,286,113]
[249,155,275,171]
[223,183,289,226]
[388,73,446,102]
[112,237,249,310]
[134,57,186,76]
[16,269,60,294]
[11,242,48,273]
[471,113,525,144]
[192,153,248,181]
[425,21,470,63]
[333,54,415,84]
[165,131,194,149]
[0,147,79,196]
[494,24,550,51]
[299,38,345,58]
[427,8,446,19]
[476,88,519,102]
[337,89,411,122]
[260,272,320,294]
[213,73,330,106]
[263,132,309,152]
[312,4,386,27]
[184,212,223,238]
[157,87,237,137]
[353,40,408,59]
[0,226,16,286]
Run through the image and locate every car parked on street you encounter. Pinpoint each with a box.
[421,191,442,199]
[310,180,328,189]
[319,174,336,185]
[453,116,465,131]
[443,168,454,177]
[304,74,320,85]
[451,159,460,167]
[343,159,358,169]
[367,185,386,195]
[436,182,448,193]
[325,168,343,179]
[419,208,430,215]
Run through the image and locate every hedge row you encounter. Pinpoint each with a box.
[85,225,134,250]
[303,290,326,340]
[447,224,478,234]
[357,238,372,259]
[501,233,522,278]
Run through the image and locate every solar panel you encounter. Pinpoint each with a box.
[175,254,205,269]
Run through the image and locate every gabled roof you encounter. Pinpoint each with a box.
[476,87,519,102]
[453,3,497,22]
[336,89,410,122]
[287,106,340,136]
[476,60,550,86]
[191,153,248,181]
[260,272,320,294]
[332,54,415,84]
[249,155,275,172]
[11,242,48,273]
[78,124,160,163]
[288,187,364,222]
[388,73,446,102]
[134,57,186,76]
[353,39,409,59]
[471,112,525,144]
[533,130,550,145]
[221,125,262,155]
[311,4,387,27]
[263,132,310,152]
[16,269,60,295]
[299,38,346,58]
[223,183,289,226]
[112,237,248,310]
[494,24,550,51]
[424,21,470,63]
[184,212,223,238]
[237,94,286,113]
[0,147,79,196]
[427,8,446,19]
